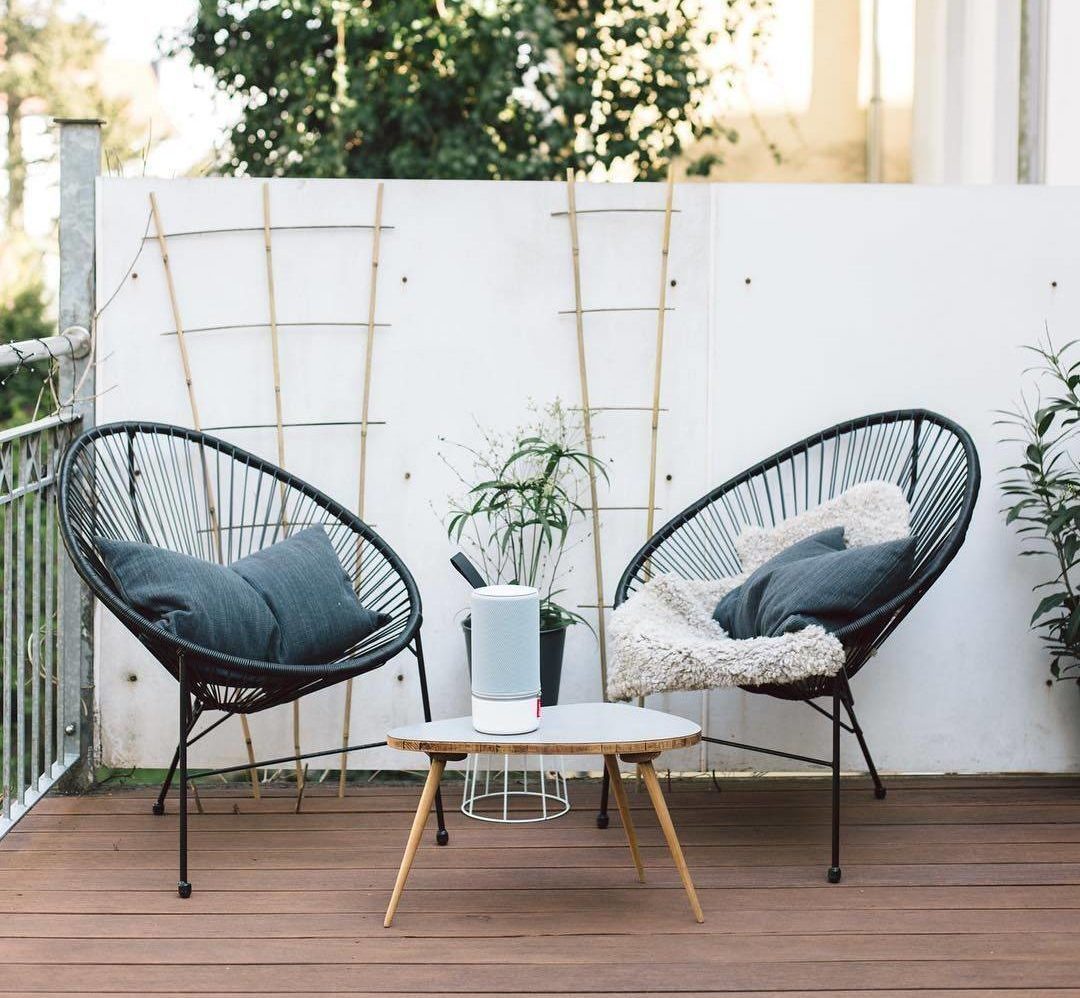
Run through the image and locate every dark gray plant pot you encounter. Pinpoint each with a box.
[462,617,566,707]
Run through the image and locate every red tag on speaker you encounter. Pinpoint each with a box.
[536,698,542,718]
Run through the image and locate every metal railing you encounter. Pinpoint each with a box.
[0,412,81,833]
[0,328,92,838]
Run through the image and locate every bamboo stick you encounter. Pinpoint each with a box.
[241,721,259,799]
[150,192,261,799]
[565,169,609,701]
[357,183,384,526]
[645,165,675,544]
[190,779,204,815]
[261,184,289,482]
[292,699,304,794]
[294,763,310,814]
[261,184,303,798]
[339,181,384,797]
[637,166,676,711]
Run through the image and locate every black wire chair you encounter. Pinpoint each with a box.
[57,421,448,898]
[599,409,980,882]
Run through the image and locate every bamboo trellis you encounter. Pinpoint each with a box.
[149,185,390,799]
[149,192,261,798]
[339,181,385,798]
[561,166,677,703]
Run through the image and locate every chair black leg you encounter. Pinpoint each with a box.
[827,686,842,884]
[597,766,611,828]
[177,658,192,898]
[842,696,886,800]
[414,631,449,846]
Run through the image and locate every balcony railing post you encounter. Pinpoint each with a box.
[56,118,100,788]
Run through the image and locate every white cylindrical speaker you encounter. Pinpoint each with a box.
[470,584,541,735]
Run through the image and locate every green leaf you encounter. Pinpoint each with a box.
[1032,592,1069,624]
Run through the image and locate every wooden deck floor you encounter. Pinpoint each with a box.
[2,774,1080,995]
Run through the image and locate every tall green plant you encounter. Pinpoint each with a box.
[442,400,606,629]
[1000,337,1080,684]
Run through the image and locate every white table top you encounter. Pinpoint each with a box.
[387,702,701,757]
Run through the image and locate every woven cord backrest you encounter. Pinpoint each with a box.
[616,411,979,680]
[58,423,419,708]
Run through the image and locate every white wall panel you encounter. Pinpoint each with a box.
[95,177,1079,775]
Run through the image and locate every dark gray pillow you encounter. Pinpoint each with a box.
[98,539,281,661]
[714,527,914,639]
[232,526,389,664]
[99,525,388,664]
[713,528,843,633]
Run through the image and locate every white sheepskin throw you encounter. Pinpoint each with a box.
[736,481,910,573]
[607,575,845,702]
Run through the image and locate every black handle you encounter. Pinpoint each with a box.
[450,552,488,589]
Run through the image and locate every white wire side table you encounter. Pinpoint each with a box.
[460,752,570,823]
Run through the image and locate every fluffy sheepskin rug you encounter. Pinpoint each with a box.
[607,575,846,701]
[736,481,911,572]
[606,480,910,702]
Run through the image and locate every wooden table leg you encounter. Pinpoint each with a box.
[384,756,446,927]
[603,754,645,883]
[637,759,704,923]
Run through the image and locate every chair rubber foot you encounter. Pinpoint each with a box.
[435,828,449,846]
[596,811,610,829]
[827,866,842,884]
[177,881,192,899]
[874,786,887,800]
[152,802,165,816]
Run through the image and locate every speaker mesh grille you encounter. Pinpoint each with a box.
[470,587,540,698]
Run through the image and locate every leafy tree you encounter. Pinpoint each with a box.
[0,0,153,228]
[0,1,156,430]
[186,0,766,180]
[0,277,50,427]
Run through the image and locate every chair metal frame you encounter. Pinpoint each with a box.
[597,409,980,882]
[57,421,448,898]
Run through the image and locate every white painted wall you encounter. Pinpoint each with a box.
[95,177,1080,777]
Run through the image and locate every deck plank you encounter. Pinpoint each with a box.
[2,776,1079,994]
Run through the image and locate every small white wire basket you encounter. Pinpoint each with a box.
[461,753,570,823]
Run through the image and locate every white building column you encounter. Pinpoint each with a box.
[1044,0,1080,183]
[912,0,1021,183]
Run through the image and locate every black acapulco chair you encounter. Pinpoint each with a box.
[598,409,980,882]
[57,421,448,898]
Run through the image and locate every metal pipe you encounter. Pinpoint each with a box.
[1019,0,1049,183]
[189,739,387,780]
[0,326,90,371]
[56,118,100,791]
[702,735,831,769]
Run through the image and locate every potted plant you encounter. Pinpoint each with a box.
[442,400,606,706]
[1000,336,1080,686]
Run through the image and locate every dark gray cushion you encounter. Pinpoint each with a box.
[231,526,389,664]
[98,539,281,661]
[713,528,844,633]
[713,527,915,639]
[99,526,388,664]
